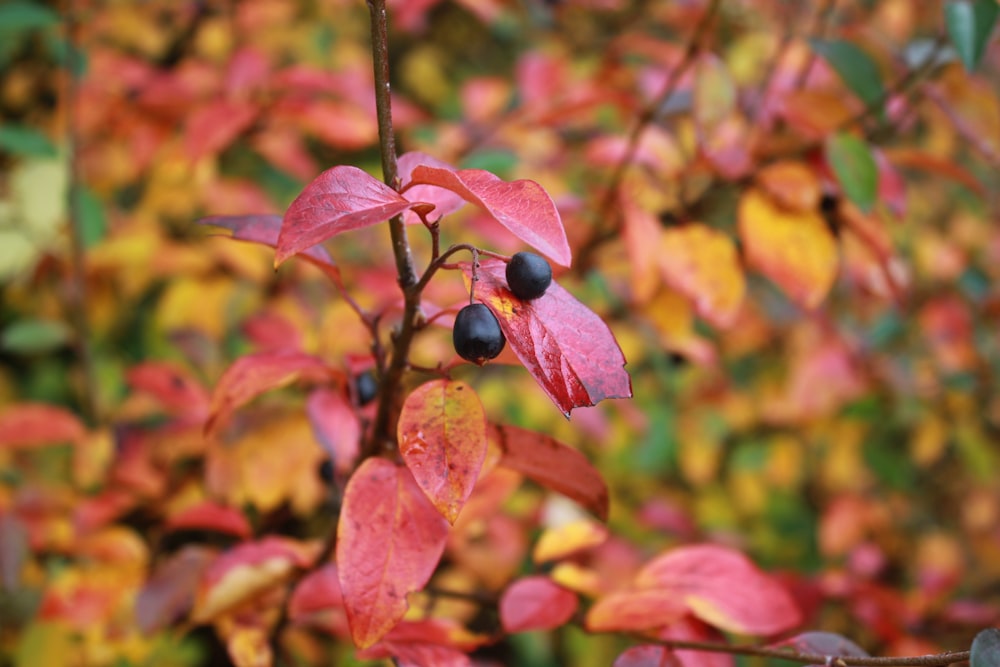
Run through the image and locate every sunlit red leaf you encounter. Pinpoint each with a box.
[636,544,801,635]
[397,380,488,524]
[165,501,252,539]
[307,387,361,475]
[500,576,579,633]
[467,259,631,416]
[297,100,379,150]
[398,152,466,225]
[125,361,210,418]
[493,424,609,521]
[336,458,449,649]
[275,166,420,266]
[586,589,689,633]
[738,188,838,309]
[205,351,337,436]
[0,403,86,449]
[614,645,680,667]
[185,99,258,161]
[408,167,571,266]
[135,545,215,634]
[658,224,745,328]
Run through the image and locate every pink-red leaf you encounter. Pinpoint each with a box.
[336,458,449,649]
[206,351,337,436]
[185,99,258,161]
[468,259,631,415]
[307,388,361,475]
[408,166,571,266]
[0,403,86,449]
[636,544,802,636]
[493,424,609,521]
[126,361,210,418]
[586,589,690,633]
[397,380,488,524]
[500,576,578,633]
[275,166,419,266]
[288,563,344,617]
[165,501,252,539]
[398,152,466,224]
[614,645,680,667]
[199,214,337,269]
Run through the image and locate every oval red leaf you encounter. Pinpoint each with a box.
[398,380,488,524]
[398,152,467,225]
[614,645,679,667]
[493,424,608,521]
[408,166,571,266]
[165,501,252,539]
[500,576,578,633]
[307,387,361,475]
[336,458,449,649]
[126,361,210,417]
[185,99,258,161]
[467,259,631,416]
[636,544,802,636]
[199,214,337,271]
[0,403,86,449]
[275,166,420,266]
[585,589,689,633]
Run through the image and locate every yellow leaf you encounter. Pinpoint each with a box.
[756,161,822,212]
[534,518,609,564]
[659,224,745,328]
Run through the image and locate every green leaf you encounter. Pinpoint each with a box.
[971,628,1000,667]
[946,0,1000,72]
[826,133,878,212]
[1,319,72,355]
[0,1,58,32]
[810,39,885,110]
[79,188,107,248]
[0,125,57,158]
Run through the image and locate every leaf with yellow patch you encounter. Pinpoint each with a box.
[659,224,745,328]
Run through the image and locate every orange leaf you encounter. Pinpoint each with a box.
[0,403,86,449]
[493,424,609,521]
[586,589,689,633]
[778,90,855,139]
[398,380,488,524]
[336,458,449,649]
[738,188,838,309]
[756,161,822,212]
[659,224,746,328]
[500,576,578,633]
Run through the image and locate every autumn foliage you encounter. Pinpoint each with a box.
[2,0,1000,666]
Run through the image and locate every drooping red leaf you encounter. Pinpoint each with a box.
[408,166,571,266]
[0,403,86,449]
[205,351,337,436]
[135,545,215,634]
[586,589,690,633]
[185,99,259,161]
[771,631,869,663]
[398,152,467,225]
[275,166,420,266]
[636,544,802,636]
[165,501,252,539]
[613,645,680,667]
[307,388,361,475]
[493,424,609,521]
[198,214,339,277]
[467,259,631,416]
[126,361,210,418]
[397,380,488,524]
[336,458,449,649]
[288,563,344,617]
[500,576,578,633]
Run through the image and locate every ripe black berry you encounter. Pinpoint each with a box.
[453,303,506,364]
[354,370,378,406]
[506,251,552,300]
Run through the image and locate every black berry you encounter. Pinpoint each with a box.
[354,370,378,406]
[453,303,506,364]
[506,251,552,300]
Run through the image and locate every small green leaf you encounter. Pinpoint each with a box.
[1,319,72,355]
[0,126,57,158]
[826,133,878,212]
[79,188,107,248]
[810,39,885,110]
[971,628,1000,667]
[946,0,1000,72]
[0,1,59,32]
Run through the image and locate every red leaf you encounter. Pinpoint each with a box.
[398,380,488,524]
[336,458,449,649]
[126,361,210,418]
[135,545,215,634]
[275,166,419,266]
[614,645,680,667]
[467,259,631,415]
[165,501,252,539]
[288,563,344,617]
[206,351,337,436]
[358,619,489,666]
[185,99,258,161]
[493,424,609,521]
[398,152,467,224]
[659,617,734,667]
[636,544,801,635]
[408,166,571,266]
[307,388,361,475]
[500,576,578,633]
[199,214,338,272]
[586,589,689,633]
[0,403,86,449]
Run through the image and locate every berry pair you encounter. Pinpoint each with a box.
[453,252,552,364]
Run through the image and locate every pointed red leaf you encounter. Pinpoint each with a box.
[275,166,418,266]
[307,388,361,475]
[185,99,258,161]
[206,351,337,436]
[493,424,609,521]
[398,380,487,524]
[408,166,571,266]
[614,646,680,667]
[199,214,337,269]
[466,259,631,415]
[636,544,802,636]
[126,361,210,417]
[500,576,578,633]
[398,152,467,224]
[165,501,252,539]
[336,458,449,649]
[0,403,86,449]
